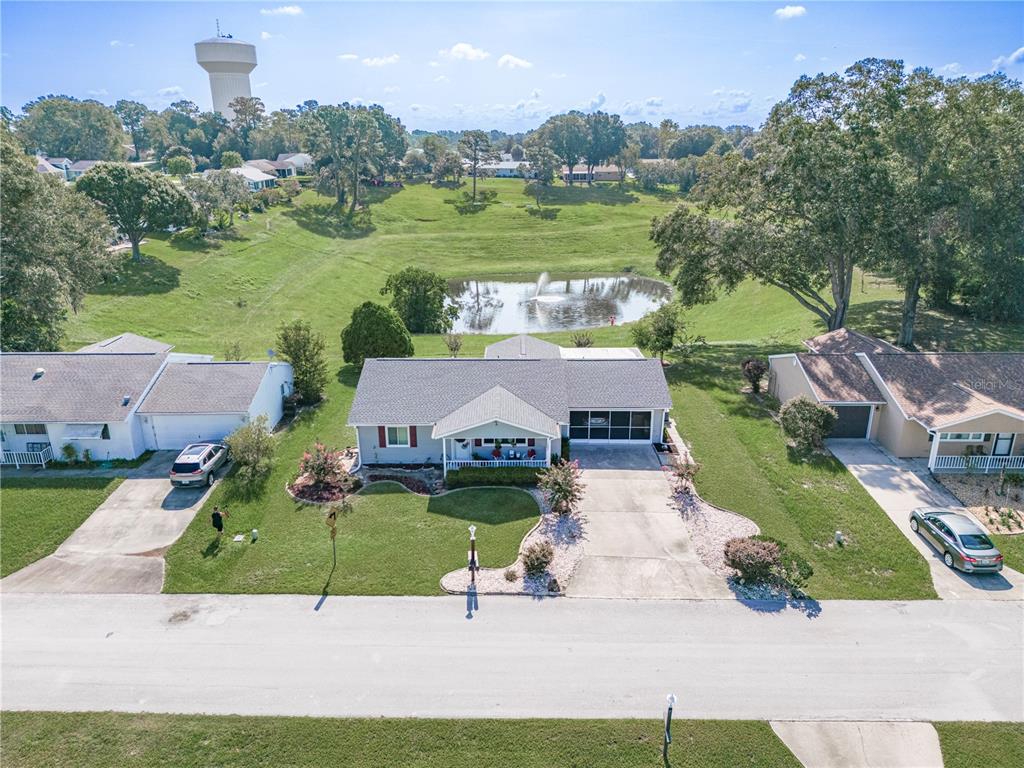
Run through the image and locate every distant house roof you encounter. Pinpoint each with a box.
[432,385,560,439]
[245,159,277,174]
[0,353,166,423]
[796,354,884,403]
[483,335,645,361]
[277,152,311,163]
[137,362,270,414]
[865,352,1024,429]
[804,328,900,354]
[44,157,72,166]
[78,333,173,355]
[562,164,622,175]
[225,166,276,183]
[480,160,528,171]
[348,354,671,427]
[69,160,102,172]
[35,158,65,176]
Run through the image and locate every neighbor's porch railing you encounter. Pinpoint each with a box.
[931,454,1024,474]
[1,444,54,468]
[445,459,547,470]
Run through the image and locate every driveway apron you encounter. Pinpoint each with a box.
[828,439,1024,601]
[566,445,731,598]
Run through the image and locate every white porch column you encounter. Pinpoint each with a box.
[546,437,552,466]
[442,438,448,478]
[927,431,941,472]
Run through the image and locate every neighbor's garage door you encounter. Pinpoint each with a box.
[829,405,872,438]
[146,414,246,451]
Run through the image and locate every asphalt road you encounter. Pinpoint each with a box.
[3,593,1022,721]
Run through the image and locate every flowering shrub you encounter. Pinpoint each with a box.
[299,442,345,486]
[724,537,781,582]
[537,459,585,516]
[780,395,837,451]
[522,540,554,576]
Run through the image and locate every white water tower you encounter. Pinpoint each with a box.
[194,29,257,119]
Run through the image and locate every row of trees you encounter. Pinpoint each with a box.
[650,60,1023,344]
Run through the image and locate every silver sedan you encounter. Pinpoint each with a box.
[909,507,1003,573]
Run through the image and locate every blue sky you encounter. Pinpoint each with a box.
[2,2,1022,131]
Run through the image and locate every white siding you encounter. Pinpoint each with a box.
[142,413,247,451]
[356,425,442,465]
[247,362,293,429]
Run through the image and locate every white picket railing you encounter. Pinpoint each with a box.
[446,459,547,470]
[931,454,1024,474]
[1,444,54,468]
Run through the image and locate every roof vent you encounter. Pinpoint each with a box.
[122,395,131,406]
[32,368,45,380]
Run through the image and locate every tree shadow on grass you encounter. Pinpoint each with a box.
[281,200,376,239]
[526,206,561,220]
[526,184,639,207]
[847,299,1024,352]
[93,255,180,296]
[426,489,541,524]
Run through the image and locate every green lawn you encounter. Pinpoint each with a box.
[164,478,538,595]
[0,712,801,768]
[935,722,1024,768]
[992,533,1024,574]
[0,477,122,577]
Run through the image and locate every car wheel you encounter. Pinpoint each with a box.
[206,471,213,487]
[910,518,919,532]
[943,551,955,569]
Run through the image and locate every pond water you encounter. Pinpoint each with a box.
[447,273,671,334]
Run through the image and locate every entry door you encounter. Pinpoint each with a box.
[993,433,1014,456]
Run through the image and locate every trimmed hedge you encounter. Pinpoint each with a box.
[445,467,541,489]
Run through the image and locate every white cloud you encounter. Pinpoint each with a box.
[434,75,450,83]
[588,91,606,110]
[109,40,134,48]
[260,31,278,40]
[439,42,490,61]
[254,82,270,88]
[774,6,806,20]
[338,53,358,61]
[157,85,183,97]
[87,88,108,97]
[549,72,567,80]
[644,96,663,107]
[939,62,962,75]
[260,5,302,16]
[383,85,400,94]
[497,53,533,69]
[362,54,400,67]
[992,46,1024,70]
[794,53,807,62]
[531,89,542,99]
[428,61,440,67]
[409,103,424,112]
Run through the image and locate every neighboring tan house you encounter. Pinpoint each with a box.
[561,164,622,183]
[278,152,313,172]
[769,329,1024,473]
[35,156,67,179]
[245,159,296,178]
[1,333,293,466]
[347,335,671,476]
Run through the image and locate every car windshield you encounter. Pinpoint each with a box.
[172,462,200,474]
[959,533,995,550]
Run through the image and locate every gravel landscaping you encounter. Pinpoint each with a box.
[934,474,1024,534]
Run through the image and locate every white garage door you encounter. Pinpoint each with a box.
[145,414,246,451]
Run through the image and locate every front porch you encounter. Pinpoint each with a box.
[928,430,1024,474]
[1,444,54,468]
[440,435,553,476]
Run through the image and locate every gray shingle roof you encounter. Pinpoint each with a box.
[78,333,174,354]
[796,354,885,403]
[0,353,166,423]
[137,362,269,414]
[804,328,900,354]
[432,386,560,438]
[484,335,561,360]
[348,356,671,427]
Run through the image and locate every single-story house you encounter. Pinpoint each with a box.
[245,159,296,178]
[477,160,534,178]
[769,329,1024,473]
[278,152,313,172]
[67,160,103,180]
[35,156,67,179]
[219,166,277,191]
[1,333,293,466]
[347,335,671,475]
[561,164,622,184]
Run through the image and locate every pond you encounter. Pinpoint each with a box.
[446,273,672,334]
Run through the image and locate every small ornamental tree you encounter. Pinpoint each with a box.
[341,302,414,367]
[277,319,329,404]
[537,459,586,516]
[165,155,195,178]
[724,537,781,582]
[742,358,769,394]
[225,415,275,488]
[299,442,345,486]
[443,332,463,358]
[379,266,458,333]
[779,395,837,451]
[220,150,243,169]
[522,540,554,577]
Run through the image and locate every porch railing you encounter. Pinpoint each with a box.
[931,454,1024,474]
[1,444,54,468]
[446,459,547,469]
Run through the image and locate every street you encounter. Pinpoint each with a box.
[2,593,1022,722]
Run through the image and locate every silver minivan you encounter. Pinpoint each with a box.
[169,443,229,488]
[909,507,1004,573]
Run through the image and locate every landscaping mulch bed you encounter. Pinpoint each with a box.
[287,474,360,504]
[935,474,1024,534]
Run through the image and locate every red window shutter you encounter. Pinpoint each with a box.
[410,426,418,447]
[378,426,386,446]
[474,438,482,447]
[527,438,535,446]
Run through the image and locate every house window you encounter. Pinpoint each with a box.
[940,432,985,442]
[14,424,47,435]
[386,426,409,447]
[101,424,110,440]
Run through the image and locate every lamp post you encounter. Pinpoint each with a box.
[663,693,677,761]
[468,525,477,585]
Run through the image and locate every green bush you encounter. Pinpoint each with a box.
[445,467,540,488]
[754,535,814,587]
[557,436,570,462]
[522,540,554,577]
[779,395,837,451]
[724,536,780,582]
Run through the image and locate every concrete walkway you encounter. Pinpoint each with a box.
[770,721,944,768]
[566,445,731,598]
[828,440,1024,601]
[2,593,1021,720]
[1,453,214,593]
[1,449,173,479]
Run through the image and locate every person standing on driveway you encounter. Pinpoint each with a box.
[211,506,229,539]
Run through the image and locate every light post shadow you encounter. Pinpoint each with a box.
[465,585,479,619]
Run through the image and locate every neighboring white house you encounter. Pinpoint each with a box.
[478,160,534,178]
[36,156,69,179]
[245,159,296,178]
[347,335,671,476]
[278,152,313,172]
[213,165,277,191]
[67,160,103,180]
[0,333,293,466]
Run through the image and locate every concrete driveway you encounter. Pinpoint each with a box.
[828,440,1024,601]
[565,445,731,598]
[2,452,214,594]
